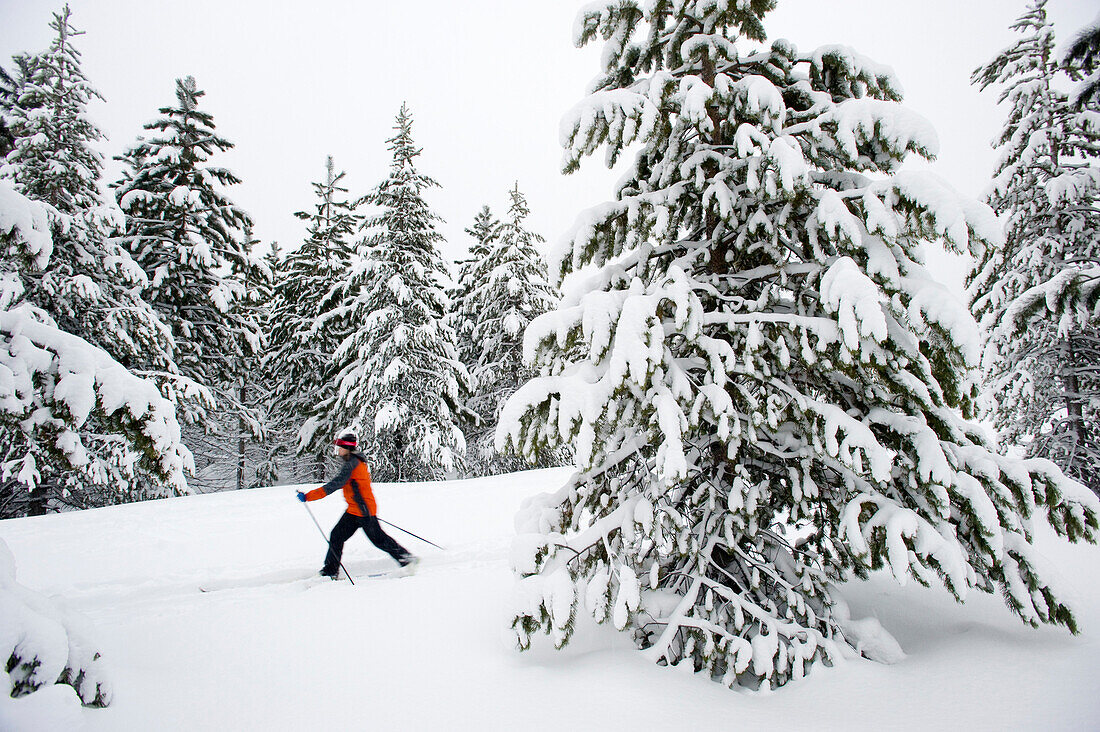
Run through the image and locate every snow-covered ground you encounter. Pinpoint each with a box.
[2,467,1099,731]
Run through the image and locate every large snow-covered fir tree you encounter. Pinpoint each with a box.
[0,5,185,513]
[0,182,191,518]
[456,185,560,473]
[499,0,1100,690]
[267,156,361,481]
[970,0,1100,496]
[332,104,469,481]
[113,75,259,435]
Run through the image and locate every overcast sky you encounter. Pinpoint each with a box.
[1,0,1096,290]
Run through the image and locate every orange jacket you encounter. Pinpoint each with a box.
[304,454,377,517]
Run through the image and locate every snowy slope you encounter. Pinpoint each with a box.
[2,467,1099,731]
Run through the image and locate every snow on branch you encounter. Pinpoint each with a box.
[560,83,665,173]
[819,256,888,351]
[0,183,56,270]
[1046,167,1100,206]
[0,306,190,487]
[840,491,970,593]
[996,266,1100,341]
[875,172,1003,255]
[807,44,904,101]
[817,98,939,166]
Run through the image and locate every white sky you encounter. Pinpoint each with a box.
[1,0,1096,290]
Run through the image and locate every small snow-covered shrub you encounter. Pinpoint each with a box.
[0,537,111,709]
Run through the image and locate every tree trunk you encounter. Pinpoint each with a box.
[237,380,247,491]
[701,51,729,274]
[1064,334,1085,448]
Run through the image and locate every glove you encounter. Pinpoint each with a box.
[296,491,307,503]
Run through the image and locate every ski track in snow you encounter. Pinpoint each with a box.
[3,467,1100,731]
[54,538,510,609]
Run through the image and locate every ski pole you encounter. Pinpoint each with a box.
[300,500,355,585]
[378,518,445,551]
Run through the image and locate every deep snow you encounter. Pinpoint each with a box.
[2,467,1099,731]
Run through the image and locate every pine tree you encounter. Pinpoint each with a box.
[0,182,192,518]
[448,205,498,476]
[333,104,470,481]
[459,185,559,473]
[267,156,361,480]
[186,225,272,493]
[0,5,186,513]
[253,241,292,487]
[451,205,500,372]
[113,75,258,431]
[971,0,1100,496]
[236,226,273,489]
[498,0,1100,690]
[1,5,102,216]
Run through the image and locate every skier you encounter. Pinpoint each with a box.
[297,433,417,578]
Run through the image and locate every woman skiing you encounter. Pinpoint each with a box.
[297,433,417,578]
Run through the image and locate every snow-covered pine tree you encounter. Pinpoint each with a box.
[971,0,1100,496]
[1,6,102,216]
[267,156,361,481]
[460,184,560,473]
[0,5,186,512]
[227,226,274,490]
[448,205,499,476]
[251,241,288,487]
[186,224,272,492]
[0,181,192,518]
[499,0,1100,690]
[333,103,470,481]
[451,204,500,372]
[113,76,258,434]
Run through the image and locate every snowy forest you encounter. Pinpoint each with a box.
[0,6,565,513]
[2,0,1100,715]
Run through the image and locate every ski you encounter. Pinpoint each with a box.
[199,574,329,593]
[199,565,417,593]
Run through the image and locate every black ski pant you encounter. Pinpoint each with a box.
[323,511,409,573]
